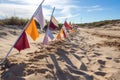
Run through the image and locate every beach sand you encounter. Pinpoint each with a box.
[0,25,120,80]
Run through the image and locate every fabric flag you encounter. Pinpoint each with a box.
[63,30,67,38]
[70,29,75,33]
[46,28,54,40]
[62,25,68,37]
[34,5,46,29]
[64,21,72,30]
[59,29,64,37]
[43,34,49,45]
[49,16,58,30]
[25,18,39,41]
[56,33,61,40]
[56,28,64,40]
[14,31,30,52]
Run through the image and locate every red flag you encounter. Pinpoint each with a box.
[49,16,58,30]
[64,21,72,30]
[14,31,30,52]
[49,20,56,30]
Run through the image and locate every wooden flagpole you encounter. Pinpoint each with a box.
[0,0,45,64]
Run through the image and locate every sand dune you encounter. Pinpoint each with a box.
[0,25,120,80]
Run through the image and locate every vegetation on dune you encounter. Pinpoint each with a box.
[0,16,29,26]
[0,16,62,30]
[0,16,120,28]
[77,19,120,28]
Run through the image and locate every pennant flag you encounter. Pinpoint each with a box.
[43,34,49,45]
[14,31,30,52]
[49,16,58,30]
[70,29,75,33]
[34,5,46,29]
[46,28,54,40]
[64,21,72,30]
[62,25,68,37]
[59,29,64,37]
[56,33,61,40]
[63,30,67,38]
[25,18,39,41]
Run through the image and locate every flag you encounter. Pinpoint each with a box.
[64,21,72,30]
[34,5,46,29]
[43,34,49,45]
[56,33,61,40]
[49,16,58,30]
[46,28,54,40]
[62,25,68,37]
[59,29,64,37]
[70,29,75,33]
[63,30,67,38]
[25,18,39,41]
[14,31,30,52]
[56,29,63,40]
[51,16,59,27]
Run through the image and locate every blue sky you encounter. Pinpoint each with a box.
[0,0,120,23]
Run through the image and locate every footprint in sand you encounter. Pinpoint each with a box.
[46,64,54,69]
[35,68,49,74]
[97,60,106,65]
[34,54,48,59]
[113,58,120,63]
[94,71,106,76]
[106,57,112,60]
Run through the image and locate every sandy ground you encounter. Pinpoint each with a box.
[0,25,120,80]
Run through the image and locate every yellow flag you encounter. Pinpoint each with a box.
[25,18,39,41]
[71,29,75,33]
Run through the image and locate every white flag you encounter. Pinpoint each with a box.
[34,5,46,29]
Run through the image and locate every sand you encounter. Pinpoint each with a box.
[0,25,120,80]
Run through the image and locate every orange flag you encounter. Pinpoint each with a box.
[56,29,64,40]
[71,29,75,33]
[57,33,61,40]
[59,29,64,37]
[25,18,39,41]
[14,31,30,52]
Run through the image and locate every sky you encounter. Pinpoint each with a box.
[0,0,120,23]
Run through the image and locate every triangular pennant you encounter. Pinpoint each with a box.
[64,21,72,30]
[34,5,46,29]
[63,30,67,38]
[51,16,59,27]
[14,31,30,52]
[25,18,39,41]
[49,20,56,30]
[49,16,59,30]
[56,33,61,40]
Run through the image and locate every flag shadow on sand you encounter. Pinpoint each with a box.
[53,48,93,80]
[49,54,79,80]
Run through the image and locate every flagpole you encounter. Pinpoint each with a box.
[48,7,55,29]
[0,0,45,64]
[43,7,55,45]
[45,7,55,35]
